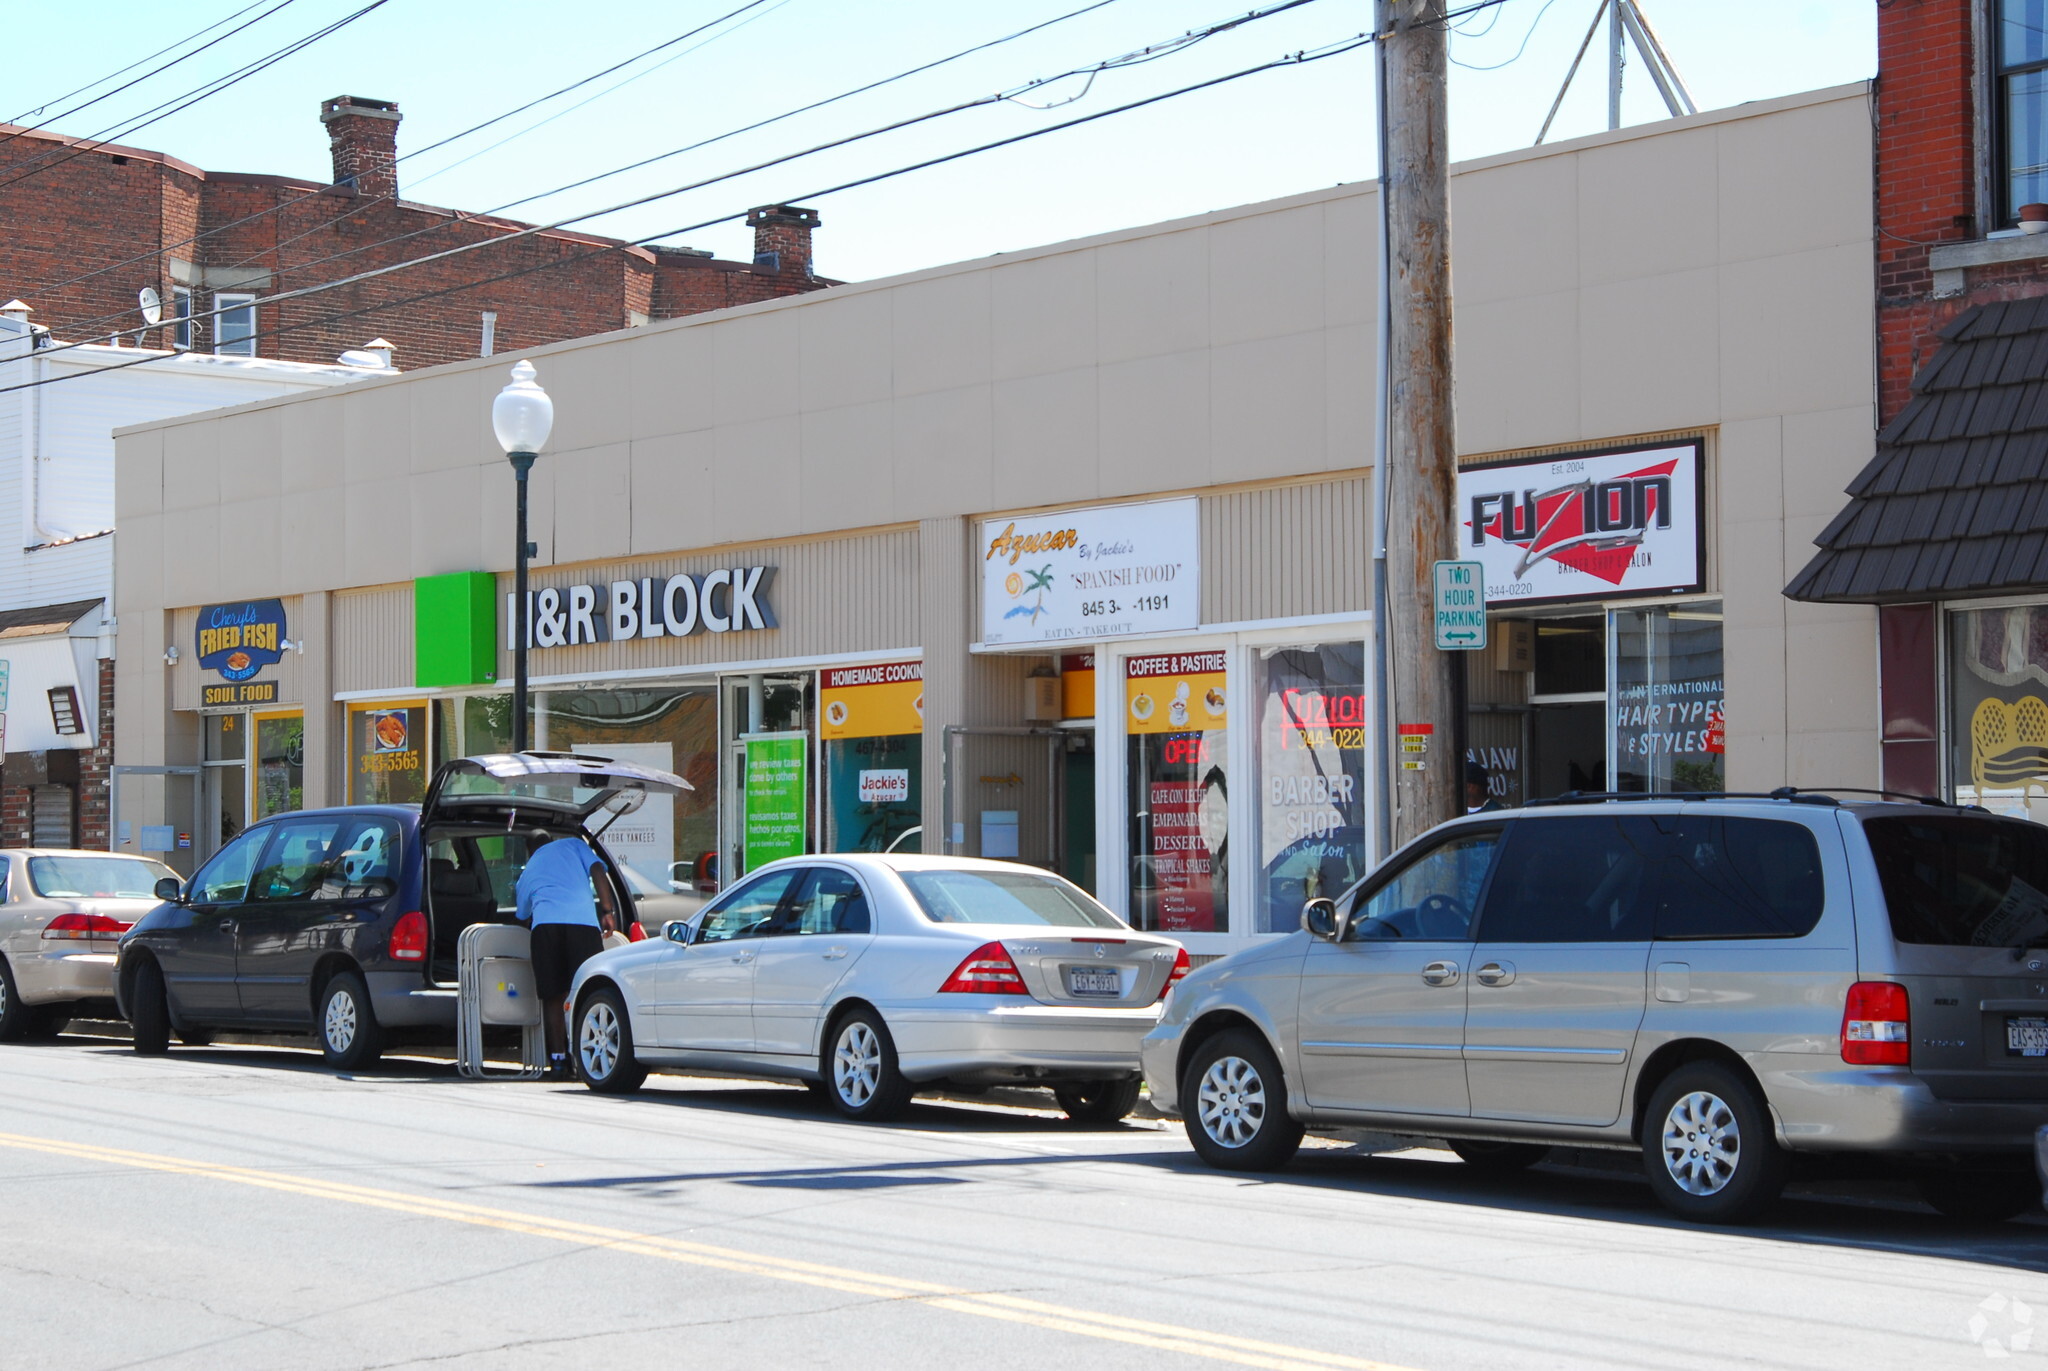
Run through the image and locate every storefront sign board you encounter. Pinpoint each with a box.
[857,769,910,804]
[820,660,922,740]
[1459,441,1703,607]
[196,599,288,681]
[203,680,278,707]
[1125,651,1227,735]
[981,499,1198,646]
[743,732,807,869]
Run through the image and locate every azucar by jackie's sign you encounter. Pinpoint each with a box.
[979,498,1199,646]
[1457,440,1703,607]
[196,599,288,681]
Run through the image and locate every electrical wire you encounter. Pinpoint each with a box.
[29,0,1134,326]
[51,0,1300,343]
[0,0,393,194]
[0,20,1387,396]
[0,0,284,134]
[1449,0,1561,71]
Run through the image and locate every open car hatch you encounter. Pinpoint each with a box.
[423,750,693,827]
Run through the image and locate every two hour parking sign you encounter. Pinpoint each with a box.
[1433,560,1487,651]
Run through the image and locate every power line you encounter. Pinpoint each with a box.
[0,0,392,195]
[0,0,284,134]
[52,0,1281,344]
[0,18,1389,398]
[30,0,1132,329]
[1449,0,1561,71]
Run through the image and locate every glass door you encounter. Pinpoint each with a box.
[251,710,304,821]
[202,713,248,848]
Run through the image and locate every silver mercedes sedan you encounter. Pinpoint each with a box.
[566,854,1188,1122]
[0,849,178,1039]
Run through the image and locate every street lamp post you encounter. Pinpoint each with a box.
[491,360,553,753]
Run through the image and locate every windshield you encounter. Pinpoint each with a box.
[29,856,178,900]
[899,869,1123,928]
[1866,815,2048,947]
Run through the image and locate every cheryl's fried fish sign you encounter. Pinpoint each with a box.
[1458,440,1703,606]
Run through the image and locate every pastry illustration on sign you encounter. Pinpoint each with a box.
[1204,685,1226,717]
[1130,692,1155,722]
[826,700,850,727]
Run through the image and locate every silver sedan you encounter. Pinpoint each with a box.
[566,854,1188,1122]
[0,849,178,1039]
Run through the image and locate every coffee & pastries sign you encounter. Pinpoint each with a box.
[980,499,1198,646]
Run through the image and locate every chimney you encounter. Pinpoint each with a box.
[321,96,401,200]
[746,204,820,277]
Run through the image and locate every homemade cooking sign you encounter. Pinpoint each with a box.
[981,499,1198,646]
[819,660,923,740]
[1459,441,1703,606]
[196,599,287,681]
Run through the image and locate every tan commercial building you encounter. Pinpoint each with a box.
[113,83,1877,959]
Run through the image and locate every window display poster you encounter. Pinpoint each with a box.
[820,660,922,740]
[826,733,921,853]
[1611,605,1723,793]
[1257,645,1370,933]
[350,703,427,804]
[981,498,1199,646]
[1459,441,1703,606]
[1127,652,1228,933]
[1951,606,2048,821]
[743,732,808,869]
[573,741,674,891]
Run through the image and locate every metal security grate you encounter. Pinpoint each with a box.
[30,786,72,848]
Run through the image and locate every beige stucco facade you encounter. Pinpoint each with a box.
[112,82,1877,948]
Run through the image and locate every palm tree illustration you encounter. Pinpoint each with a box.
[1004,565,1056,621]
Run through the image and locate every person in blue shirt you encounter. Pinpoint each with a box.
[515,830,619,1079]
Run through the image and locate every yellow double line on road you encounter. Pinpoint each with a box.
[0,1129,1422,1371]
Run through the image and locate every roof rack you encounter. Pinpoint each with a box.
[1521,786,1982,811]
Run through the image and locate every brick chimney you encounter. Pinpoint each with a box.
[746,205,820,277]
[321,96,401,200]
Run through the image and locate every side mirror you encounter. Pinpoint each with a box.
[153,876,184,904]
[663,919,694,945]
[1302,897,1341,941]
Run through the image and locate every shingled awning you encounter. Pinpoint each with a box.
[1788,295,2048,604]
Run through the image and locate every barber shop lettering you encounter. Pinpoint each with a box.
[196,599,288,682]
[507,567,776,649]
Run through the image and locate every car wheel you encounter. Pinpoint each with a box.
[1448,1139,1551,1172]
[317,971,383,1071]
[1054,1078,1143,1125]
[822,1009,912,1121]
[576,987,646,1094]
[1182,1029,1304,1172]
[129,960,170,1056]
[0,959,27,1042]
[1641,1062,1787,1224]
[1916,1167,2039,1224]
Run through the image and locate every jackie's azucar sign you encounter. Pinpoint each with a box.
[1457,440,1703,607]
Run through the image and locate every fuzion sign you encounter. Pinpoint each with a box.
[980,498,1198,646]
[507,567,776,649]
[1458,441,1703,606]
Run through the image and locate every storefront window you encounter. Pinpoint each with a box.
[820,661,923,854]
[1126,650,1228,933]
[349,701,430,805]
[1255,643,1369,933]
[436,687,719,892]
[1949,605,2048,821]
[1612,602,1724,793]
[252,712,304,820]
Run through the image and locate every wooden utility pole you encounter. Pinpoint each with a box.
[1377,0,1460,847]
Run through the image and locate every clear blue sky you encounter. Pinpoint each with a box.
[6,0,1874,283]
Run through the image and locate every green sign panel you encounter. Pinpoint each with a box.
[743,732,808,870]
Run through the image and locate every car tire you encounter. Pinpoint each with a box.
[575,986,646,1095]
[1181,1029,1304,1172]
[1916,1167,2040,1224]
[129,960,171,1056]
[0,959,27,1042]
[317,971,383,1071]
[1054,1078,1143,1125]
[1641,1061,1787,1224]
[822,1009,912,1122]
[1448,1139,1551,1172]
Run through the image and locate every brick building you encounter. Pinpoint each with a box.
[0,95,830,370]
[1789,0,2048,811]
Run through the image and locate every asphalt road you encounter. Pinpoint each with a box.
[2,1037,2046,1371]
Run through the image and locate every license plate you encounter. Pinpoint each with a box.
[2008,1017,2048,1058]
[1065,966,1121,998]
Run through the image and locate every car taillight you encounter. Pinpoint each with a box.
[1842,980,1910,1066]
[388,910,428,962]
[1157,946,1191,1002]
[42,913,131,940]
[938,941,1027,995]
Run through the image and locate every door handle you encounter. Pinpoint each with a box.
[731,950,756,964]
[1420,960,1460,987]
[219,918,237,933]
[1474,961,1516,987]
[822,947,848,960]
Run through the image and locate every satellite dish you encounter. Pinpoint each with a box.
[138,287,162,326]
